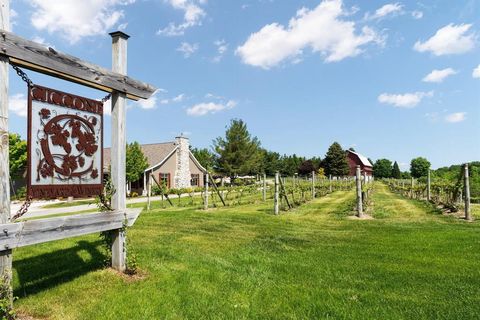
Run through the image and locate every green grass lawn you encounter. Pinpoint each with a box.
[13,184,480,319]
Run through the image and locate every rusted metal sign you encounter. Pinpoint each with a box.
[27,85,104,199]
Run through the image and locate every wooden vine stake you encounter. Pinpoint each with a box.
[464,164,471,221]
[0,0,12,306]
[274,172,279,215]
[356,166,363,218]
[147,172,151,210]
[410,177,414,199]
[262,173,267,202]
[204,172,209,210]
[427,169,431,202]
[311,171,316,199]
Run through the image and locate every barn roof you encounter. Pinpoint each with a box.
[347,150,373,167]
[104,142,177,171]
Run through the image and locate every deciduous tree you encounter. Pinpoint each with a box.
[191,147,216,170]
[9,133,27,179]
[373,159,393,179]
[126,142,149,183]
[410,157,431,178]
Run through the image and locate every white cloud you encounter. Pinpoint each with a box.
[422,68,457,83]
[28,0,135,44]
[157,0,206,36]
[378,91,433,108]
[236,0,383,69]
[472,64,480,78]
[414,24,476,56]
[365,3,404,20]
[213,40,228,62]
[172,93,185,102]
[9,94,28,117]
[9,9,18,29]
[177,42,199,58]
[186,100,237,116]
[136,92,158,109]
[411,10,423,19]
[445,112,466,123]
[31,36,54,49]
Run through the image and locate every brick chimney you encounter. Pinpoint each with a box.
[174,135,191,188]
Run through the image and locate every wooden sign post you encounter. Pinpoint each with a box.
[0,0,12,304]
[0,0,156,307]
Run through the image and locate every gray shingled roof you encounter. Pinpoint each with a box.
[103,142,177,171]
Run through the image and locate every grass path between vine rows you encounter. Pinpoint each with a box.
[12,185,480,319]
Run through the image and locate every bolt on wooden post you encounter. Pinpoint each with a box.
[204,172,209,210]
[356,166,363,218]
[464,164,471,221]
[274,172,279,215]
[110,31,129,272]
[0,0,12,306]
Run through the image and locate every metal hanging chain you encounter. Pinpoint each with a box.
[9,63,34,220]
[10,63,34,87]
[101,93,111,103]
[12,195,33,221]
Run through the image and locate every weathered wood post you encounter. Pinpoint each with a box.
[329,174,332,193]
[110,31,129,272]
[464,164,471,221]
[311,171,316,199]
[262,173,266,202]
[147,171,152,211]
[204,172,209,210]
[356,166,363,218]
[410,177,414,199]
[274,172,279,215]
[427,169,431,202]
[0,0,12,306]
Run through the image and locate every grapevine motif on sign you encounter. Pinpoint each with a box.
[36,110,99,181]
[28,85,104,198]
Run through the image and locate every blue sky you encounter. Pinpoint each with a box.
[6,0,480,170]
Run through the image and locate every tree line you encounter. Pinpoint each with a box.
[7,118,436,187]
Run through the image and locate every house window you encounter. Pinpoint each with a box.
[191,174,200,187]
[159,173,170,189]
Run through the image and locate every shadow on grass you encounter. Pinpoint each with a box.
[14,240,105,297]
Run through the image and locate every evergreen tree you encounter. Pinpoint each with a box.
[9,133,27,179]
[213,119,262,178]
[126,142,149,183]
[323,142,350,177]
[373,159,393,179]
[260,149,281,176]
[392,161,401,179]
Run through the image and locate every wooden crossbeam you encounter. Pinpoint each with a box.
[0,208,142,250]
[0,30,156,100]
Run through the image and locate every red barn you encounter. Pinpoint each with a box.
[346,150,373,180]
